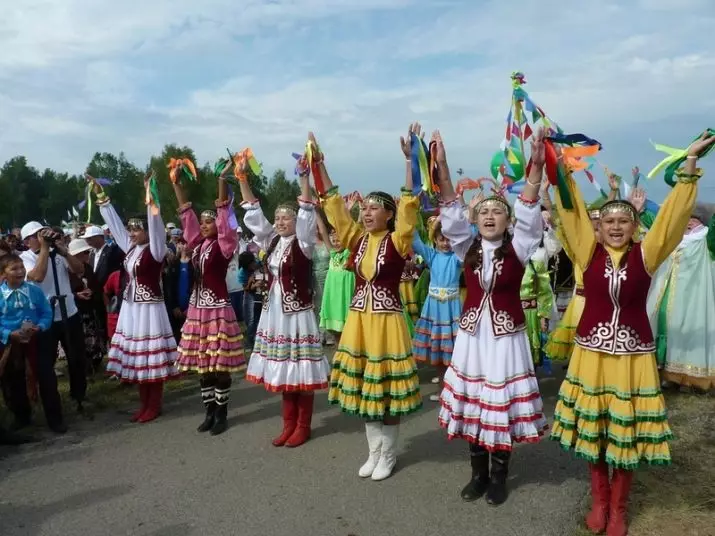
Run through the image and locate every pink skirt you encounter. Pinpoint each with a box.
[176,304,246,374]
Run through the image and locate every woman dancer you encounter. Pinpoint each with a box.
[172,163,246,436]
[319,126,422,481]
[237,155,330,448]
[647,202,715,391]
[92,175,179,422]
[550,132,715,536]
[412,217,462,401]
[436,130,548,506]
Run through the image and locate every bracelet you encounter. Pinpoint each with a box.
[686,155,698,160]
[518,193,540,207]
[526,177,540,186]
[405,158,411,163]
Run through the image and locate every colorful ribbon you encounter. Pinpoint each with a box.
[231,148,262,182]
[168,158,197,185]
[455,177,498,196]
[647,128,715,186]
[409,133,438,196]
[145,170,161,215]
[305,140,325,195]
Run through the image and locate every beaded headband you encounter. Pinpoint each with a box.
[275,204,297,217]
[363,193,396,213]
[200,209,217,220]
[475,196,512,218]
[600,201,636,221]
[588,209,601,220]
[127,218,145,230]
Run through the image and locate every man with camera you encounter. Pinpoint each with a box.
[20,222,90,428]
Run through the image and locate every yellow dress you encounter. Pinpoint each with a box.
[550,169,698,470]
[544,229,585,361]
[399,280,419,323]
[322,188,422,420]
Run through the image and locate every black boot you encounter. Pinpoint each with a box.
[461,444,490,501]
[197,381,217,433]
[486,450,511,506]
[210,377,230,436]
[211,403,228,436]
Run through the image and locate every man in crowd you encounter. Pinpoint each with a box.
[19,221,89,424]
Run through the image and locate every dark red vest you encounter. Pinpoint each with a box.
[124,246,164,304]
[460,243,526,337]
[190,239,230,309]
[266,235,313,314]
[351,233,405,314]
[576,243,654,355]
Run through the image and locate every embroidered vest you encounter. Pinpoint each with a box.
[189,239,231,309]
[266,235,313,314]
[350,233,405,314]
[576,243,654,355]
[124,246,164,304]
[460,243,526,337]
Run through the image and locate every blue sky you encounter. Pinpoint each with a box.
[1,0,714,204]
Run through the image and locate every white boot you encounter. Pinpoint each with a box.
[371,424,399,481]
[358,422,383,478]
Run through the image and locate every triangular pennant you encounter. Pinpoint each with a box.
[511,122,521,138]
[532,109,542,123]
[523,124,533,140]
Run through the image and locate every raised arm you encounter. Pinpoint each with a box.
[147,204,168,262]
[391,190,419,258]
[412,231,436,267]
[295,174,318,258]
[235,161,276,251]
[554,170,597,270]
[98,201,131,253]
[173,177,202,249]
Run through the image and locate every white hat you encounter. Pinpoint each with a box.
[101,224,109,231]
[166,223,177,229]
[68,238,93,256]
[236,226,243,234]
[20,221,48,241]
[81,225,104,239]
[63,228,73,236]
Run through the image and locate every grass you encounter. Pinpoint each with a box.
[573,390,715,536]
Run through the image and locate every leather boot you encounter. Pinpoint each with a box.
[586,461,611,533]
[138,383,162,423]
[285,393,314,448]
[486,450,511,506]
[371,424,399,481]
[461,444,490,501]
[197,383,217,433]
[272,393,298,446]
[211,383,230,436]
[358,422,383,477]
[607,469,634,536]
[131,384,150,422]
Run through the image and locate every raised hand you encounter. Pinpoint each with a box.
[607,170,620,191]
[400,123,423,158]
[629,187,646,213]
[530,128,546,167]
[431,129,447,165]
[688,131,715,158]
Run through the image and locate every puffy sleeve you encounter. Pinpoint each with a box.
[296,200,318,259]
[147,205,168,262]
[241,201,277,252]
[321,187,364,251]
[554,173,597,270]
[33,285,53,331]
[440,199,477,262]
[99,202,131,253]
[642,173,699,274]
[412,231,436,267]
[511,199,544,265]
[216,201,238,259]
[391,190,419,258]
[179,205,202,251]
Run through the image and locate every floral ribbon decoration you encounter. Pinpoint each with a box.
[144,170,161,215]
[168,158,197,185]
[647,128,715,187]
[79,177,112,222]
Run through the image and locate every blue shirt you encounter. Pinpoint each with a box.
[0,281,53,344]
[412,233,463,289]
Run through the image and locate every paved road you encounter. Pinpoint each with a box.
[0,364,587,536]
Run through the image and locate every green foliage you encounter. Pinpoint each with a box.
[0,146,301,233]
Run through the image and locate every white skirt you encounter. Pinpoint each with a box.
[438,312,547,451]
[246,286,330,393]
[107,300,179,383]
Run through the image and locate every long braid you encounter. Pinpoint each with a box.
[493,231,513,261]
[464,235,484,272]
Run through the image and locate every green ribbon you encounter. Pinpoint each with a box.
[85,183,93,223]
[647,128,715,186]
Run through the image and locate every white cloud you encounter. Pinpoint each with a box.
[1,0,714,203]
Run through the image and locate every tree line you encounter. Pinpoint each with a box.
[0,145,301,232]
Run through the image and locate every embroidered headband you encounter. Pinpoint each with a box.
[201,209,217,220]
[599,201,637,221]
[127,218,146,231]
[363,191,397,213]
[275,203,297,217]
[475,195,512,218]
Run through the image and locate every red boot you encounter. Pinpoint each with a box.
[607,469,634,536]
[130,384,150,422]
[272,393,298,447]
[138,383,163,423]
[285,393,314,448]
[585,462,610,533]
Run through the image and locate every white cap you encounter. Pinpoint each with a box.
[20,221,48,241]
[101,224,109,231]
[166,223,177,229]
[236,226,243,234]
[68,238,93,256]
[81,225,104,238]
[63,228,73,236]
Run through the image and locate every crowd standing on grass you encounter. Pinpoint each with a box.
[1,100,715,536]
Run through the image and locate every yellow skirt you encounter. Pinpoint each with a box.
[329,308,422,420]
[399,281,419,322]
[551,345,672,469]
[545,294,584,361]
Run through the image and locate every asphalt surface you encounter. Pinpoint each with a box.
[0,359,587,536]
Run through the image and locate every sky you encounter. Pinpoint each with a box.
[1,0,714,203]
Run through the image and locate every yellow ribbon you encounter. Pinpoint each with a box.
[646,142,688,179]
